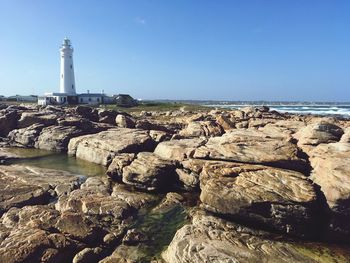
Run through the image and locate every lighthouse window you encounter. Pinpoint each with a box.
[70,65,72,69]
[72,85,74,89]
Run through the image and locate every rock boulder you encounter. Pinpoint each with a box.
[194,129,308,172]
[122,152,176,191]
[199,160,324,237]
[68,128,155,166]
[154,138,207,161]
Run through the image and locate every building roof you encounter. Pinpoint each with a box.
[78,93,106,97]
[45,92,72,96]
[114,94,133,97]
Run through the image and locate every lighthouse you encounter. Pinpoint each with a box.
[59,38,76,94]
[38,37,119,106]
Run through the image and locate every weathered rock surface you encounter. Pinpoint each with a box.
[154,138,207,161]
[198,160,324,237]
[194,129,307,172]
[111,184,158,210]
[295,120,344,148]
[73,247,103,263]
[162,211,350,263]
[35,125,92,152]
[262,119,306,135]
[310,142,350,209]
[149,129,171,142]
[57,116,94,130]
[0,206,82,263]
[106,153,135,181]
[0,175,160,263]
[68,128,155,165]
[56,177,159,251]
[175,168,199,190]
[0,165,80,215]
[56,177,130,220]
[135,119,174,133]
[340,127,350,143]
[0,111,19,137]
[309,142,350,239]
[216,114,235,130]
[8,124,45,147]
[179,121,223,138]
[122,152,176,191]
[9,117,105,150]
[98,109,119,125]
[74,106,98,122]
[17,111,58,128]
[152,192,184,213]
[115,114,135,128]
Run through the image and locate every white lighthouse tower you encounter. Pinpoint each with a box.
[38,37,116,106]
[59,37,76,94]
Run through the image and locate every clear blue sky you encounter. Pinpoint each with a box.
[0,0,349,101]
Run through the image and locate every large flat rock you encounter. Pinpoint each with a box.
[162,211,350,263]
[68,128,155,166]
[199,160,324,237]
[193,129,307,172]
[35,125,100,152]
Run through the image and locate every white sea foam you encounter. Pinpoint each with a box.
[206,104,350,117]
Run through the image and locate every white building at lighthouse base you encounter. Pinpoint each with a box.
[38,91,114,106]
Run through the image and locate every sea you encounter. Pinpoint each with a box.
[202,102,350,118]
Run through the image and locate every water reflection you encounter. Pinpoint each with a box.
[5,147,106,177]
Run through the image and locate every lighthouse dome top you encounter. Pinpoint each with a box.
[62,37,71,46]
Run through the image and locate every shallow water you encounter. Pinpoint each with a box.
[134,205,188,261]
[4,147,106,177]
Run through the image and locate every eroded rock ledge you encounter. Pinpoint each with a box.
[162,211,350,263]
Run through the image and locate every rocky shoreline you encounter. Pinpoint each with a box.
[1,104,350,262]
